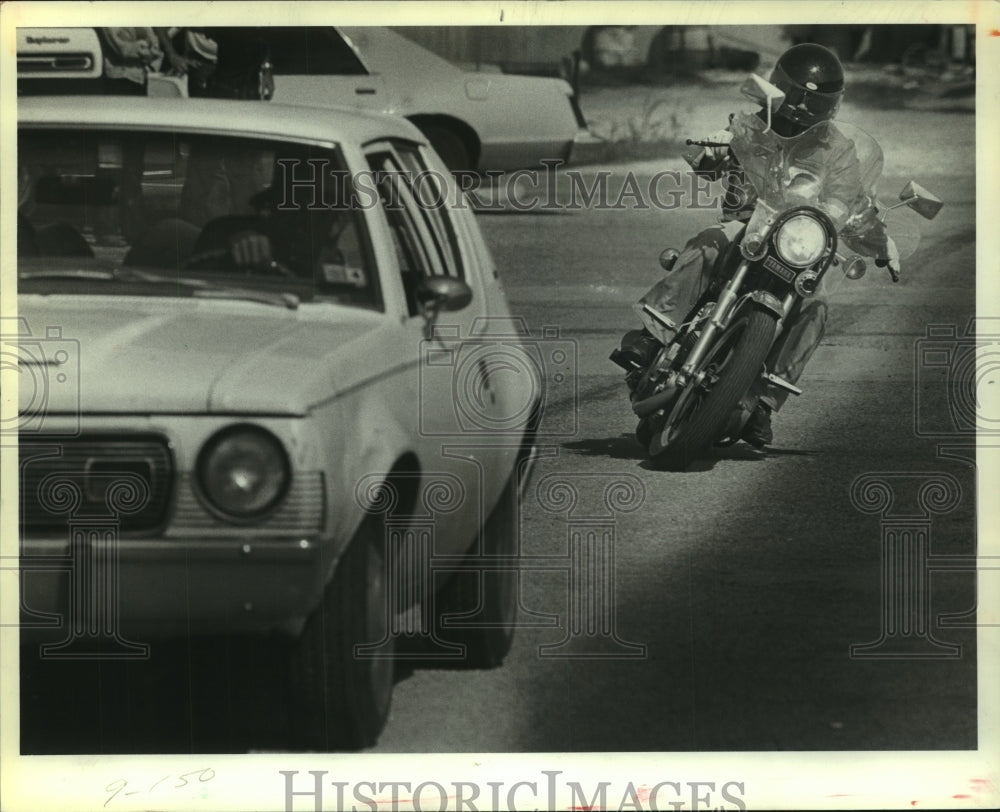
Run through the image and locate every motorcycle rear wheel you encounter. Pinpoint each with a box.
[649,307,777,470]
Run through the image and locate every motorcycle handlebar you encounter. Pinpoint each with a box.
[685,139,730,147]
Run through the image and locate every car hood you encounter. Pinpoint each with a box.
[17,295,385,416]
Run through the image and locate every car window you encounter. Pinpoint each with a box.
[17,127,382,311]
[366,147,464,316]
[392,144,465,279]
[267,27,368,76]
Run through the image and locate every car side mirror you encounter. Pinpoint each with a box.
[416,276,473,337]
[417,276,472,312]
[740,74,785,132]
[899,180,943,220]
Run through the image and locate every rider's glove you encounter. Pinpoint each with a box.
[685,128,733,175]
[874,236,901,280]
[698,128,733,167]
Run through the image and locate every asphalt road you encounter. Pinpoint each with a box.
[19,130,979,758]
[366,162,979,753]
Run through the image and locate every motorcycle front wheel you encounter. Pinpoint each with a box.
[649,307,778,470]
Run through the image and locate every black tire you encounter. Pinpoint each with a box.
[433,470,519,668]
[419,123,473,173]
[290,509,394,750]
[650,307,777,470]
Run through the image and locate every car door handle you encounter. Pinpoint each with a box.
[355,87,377,95]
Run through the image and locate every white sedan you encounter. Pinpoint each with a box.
[267,26,591,172]
[15,95,550,749]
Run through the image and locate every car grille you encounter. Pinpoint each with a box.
[19,435,173,536]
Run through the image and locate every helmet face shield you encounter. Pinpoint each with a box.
[778,84,842,126]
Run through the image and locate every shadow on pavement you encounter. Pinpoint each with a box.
[563,433,646,460]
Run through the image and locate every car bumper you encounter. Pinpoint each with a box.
[476,136,574,173]
[18,534,330,642]
[476,128,601,172]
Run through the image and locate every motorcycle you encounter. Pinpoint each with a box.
[610,75,943,470]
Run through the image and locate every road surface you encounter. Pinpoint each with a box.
[19,108,980,757]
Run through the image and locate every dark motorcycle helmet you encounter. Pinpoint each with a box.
[769,43,845,129]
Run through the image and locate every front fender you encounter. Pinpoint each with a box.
[309,390,419,591]
[339,395,416,528]
[739,290,786,319]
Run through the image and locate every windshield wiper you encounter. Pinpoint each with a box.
[191,286,300,310]
[115,267,300,310]
[20,265,300,310]
[19,268,117,281]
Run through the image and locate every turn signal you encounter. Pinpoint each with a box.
[794,270,820,297]
[845,257,867,280]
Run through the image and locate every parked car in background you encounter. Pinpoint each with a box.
[16,26,593,172]
[268,26,591,172]
[16,95,542,749]
[15,27,104,92]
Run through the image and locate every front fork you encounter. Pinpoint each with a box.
[676,262,796,388]
[675,260,749,387]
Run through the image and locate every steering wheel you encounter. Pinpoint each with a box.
[182,247,296,278]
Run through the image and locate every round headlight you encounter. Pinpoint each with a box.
[197,426,290,518]
[774,215,828,267]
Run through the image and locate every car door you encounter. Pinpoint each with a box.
[362,139,523,551]
[268,27,387,112]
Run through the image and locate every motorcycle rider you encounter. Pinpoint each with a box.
[619,43,899,448]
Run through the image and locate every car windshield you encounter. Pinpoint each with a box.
[17,127,382,310]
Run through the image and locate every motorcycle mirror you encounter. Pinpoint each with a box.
[899,180,944,220]
[659,247,680,272]
[739,74,786,131]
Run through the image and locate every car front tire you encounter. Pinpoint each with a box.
[290,508,395,750]
[434,469,519,668]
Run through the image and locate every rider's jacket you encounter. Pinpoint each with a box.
[685,113,867,227]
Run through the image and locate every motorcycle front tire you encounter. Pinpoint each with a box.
[649,306,778,470]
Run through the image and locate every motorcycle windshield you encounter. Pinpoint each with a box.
[728,111,912,264]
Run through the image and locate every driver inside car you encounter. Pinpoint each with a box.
[189,159,357,283]
[618,43,897,448]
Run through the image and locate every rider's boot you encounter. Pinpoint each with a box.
[615,328,663,371]
[740,402,774,448]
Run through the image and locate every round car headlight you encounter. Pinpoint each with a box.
[197,426,290,518]
[773,215,828,267]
